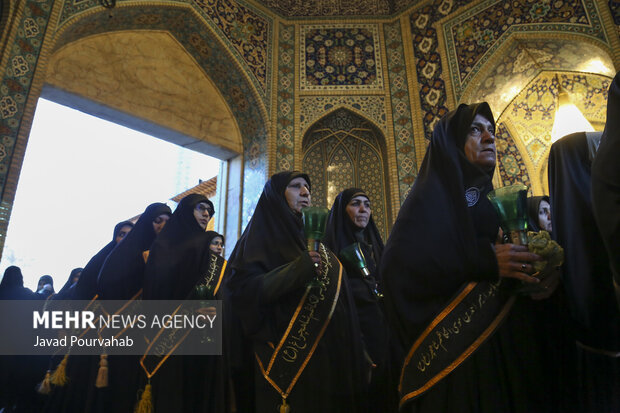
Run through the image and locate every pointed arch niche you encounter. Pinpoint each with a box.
[302,108,391,239]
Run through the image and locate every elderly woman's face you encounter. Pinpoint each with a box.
[284,177,311,214]
[464,114,496,172]
[538,200,552,232]
[346,195,371,229]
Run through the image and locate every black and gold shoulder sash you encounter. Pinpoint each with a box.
[399,279,516,408]
[139,253,227,380]
[255,244,343,410]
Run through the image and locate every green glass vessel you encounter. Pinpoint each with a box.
[487,184,529,245]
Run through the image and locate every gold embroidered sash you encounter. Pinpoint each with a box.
[139,254,227,379]
[399,279,516,408]
[255,244,343,408]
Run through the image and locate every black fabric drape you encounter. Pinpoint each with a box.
[592,71,620,300]
[549,131,620,412]
[549,131,620,350]
[225,171,366,413]
[98,202,171,300]
[382,103,557,413]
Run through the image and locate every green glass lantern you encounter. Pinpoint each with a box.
[340,243,383,298]
[340,243,371,277]
[302,206,329,251]
[487,184,529,245]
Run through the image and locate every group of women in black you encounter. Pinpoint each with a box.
[2,73,619,413]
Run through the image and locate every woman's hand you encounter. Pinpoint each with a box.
[308,251,321,275]
[529,266,561,300]
[494,243,542,284]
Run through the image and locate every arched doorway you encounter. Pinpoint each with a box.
[302,108,391,239]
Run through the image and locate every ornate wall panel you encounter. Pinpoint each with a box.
[410,0,611,139]
[461,39,615,117]
[0,0,54,253]
[0,0,53,195]
[495,122,532,191]
[300,24,384,91]
[299,96,387,135]
[384,19,417,203]
[302,108,390,239]
[498,71,610,194]
[253,0,415,17]
[275,23,295,172]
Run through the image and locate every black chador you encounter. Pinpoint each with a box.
[42,220,134,413]
[71,220,135,301]
[550,131,620,412]
[92,202,172,413]
[98,202,171,300]
[225,171,366,413]
[141,194,226,413]
[381,103,555,412]
[324,188,393,412]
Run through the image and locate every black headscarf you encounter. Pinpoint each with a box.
[0,266,36,300]
[53,267,83,300]
[592,71,620,293]
[381,102,500,348]
[143,194,215,300]
[226,171,310,335]
[225,171,367,411]
[324,188,384,275]
[205,231,224,245]
[71,220,134,300]
[526,195,550,233]
[549,131,619,350]
[98,203,172,300]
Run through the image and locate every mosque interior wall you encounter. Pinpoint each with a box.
[0,0,618,255]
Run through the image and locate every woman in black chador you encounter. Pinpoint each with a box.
[225,171,366,413]
[92,202,171,413]
[43,220,134,413]
[381,103,556,413]
[324,188,392,412]
[52,268,83,300]
[142,193,226,413]
[549,131,620,412]
[98,202,172,300]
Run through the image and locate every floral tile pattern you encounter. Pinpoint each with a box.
[495,122,532,189]
[300,24,383,91]
[410,0,609,139]
[442,0,606,100]
[194,0,272,96]
[384,20,418,202]
[275,23,296,172]
[300,96,387,135]
[253,0,415,17]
